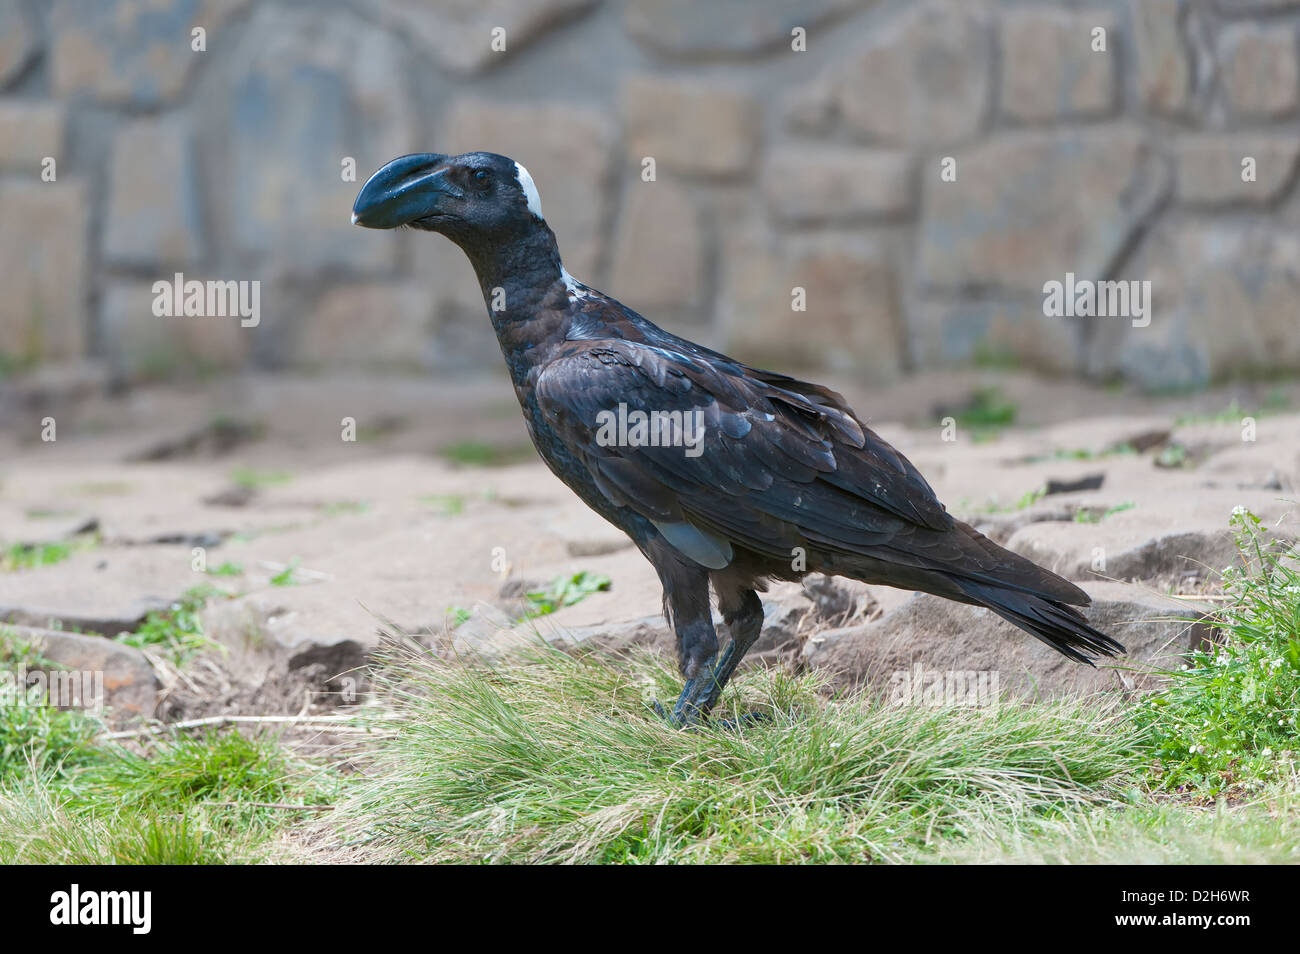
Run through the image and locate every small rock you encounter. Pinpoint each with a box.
[1,625,159,721]
[800,574,879,627]
[1043,473,1105,496]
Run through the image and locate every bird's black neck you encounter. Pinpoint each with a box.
[456,222,565,327]
[448,221,578,388]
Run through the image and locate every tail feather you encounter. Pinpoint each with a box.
[954,578,1126,665]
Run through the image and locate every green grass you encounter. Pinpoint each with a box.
[1136,507,1300,797]
[320,501,370,518]
[951,387,1018,441]
[956,484,1047,516]
[0,533,97,572]
[930,791,1300,864]
[115,585,222,665]
[437,440,536,468]
[420,494,465,516]
[229,467,293,490]
[0,729,334,864]
[1075,501,1136,524]
[0,679,104,784]
[1024,443,1138,464]
[1174,399,1273,428]
[327,645,1142,863]
[207,561,244,577]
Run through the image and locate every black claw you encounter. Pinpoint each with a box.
[714,711,773,731]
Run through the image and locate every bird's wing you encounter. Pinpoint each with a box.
[534,339,954,569]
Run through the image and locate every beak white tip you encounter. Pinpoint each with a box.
[350,212,359,225]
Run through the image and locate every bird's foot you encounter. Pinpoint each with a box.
[713,711,773,732]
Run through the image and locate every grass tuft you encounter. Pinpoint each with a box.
[329,644,1141,863]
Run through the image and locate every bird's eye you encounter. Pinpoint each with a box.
[472,169,490,184]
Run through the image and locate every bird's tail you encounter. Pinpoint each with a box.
[951,577,1125,665]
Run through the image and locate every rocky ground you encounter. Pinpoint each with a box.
[1,368,1297,727]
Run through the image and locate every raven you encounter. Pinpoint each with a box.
[352,151,1124,725]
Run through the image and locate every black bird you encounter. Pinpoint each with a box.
[352,152,1125,725]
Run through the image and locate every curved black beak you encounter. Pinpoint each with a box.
[351,153,453,229]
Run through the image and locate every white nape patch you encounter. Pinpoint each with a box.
[514,161,543,219]
[560,266,590,301]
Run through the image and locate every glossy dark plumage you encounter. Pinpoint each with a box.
[353,151,1125,724]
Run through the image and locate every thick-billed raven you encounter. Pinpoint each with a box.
[352,152,1124,725]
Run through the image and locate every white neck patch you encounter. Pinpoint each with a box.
[514,161,543,219]
[560,266,589,301]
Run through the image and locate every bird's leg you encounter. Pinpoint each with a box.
[671,589,764,727]
[650,556,720,726]
[699,589,765,716]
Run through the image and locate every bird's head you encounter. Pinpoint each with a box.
[350,151,545,245]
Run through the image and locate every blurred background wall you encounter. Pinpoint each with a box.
[0,0,1297,395]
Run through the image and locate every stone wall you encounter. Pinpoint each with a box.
[1,0,1298,391]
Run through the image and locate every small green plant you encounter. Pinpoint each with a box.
[446,607,472,628]
[206,561,244,577]
[437,440,535,468]
[1155,443,1192,469]
[420,494,465,516]
[522,571,612,619]
[1025,443,1137,464]
[320,501,369,517]
[1075,501,1136,524]
[1137,507,1300,796]
[229,467,293,490]
[0,533,97,573]
[115,586,221,665]
[951,387,1018,441]
[270,560,300,587]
